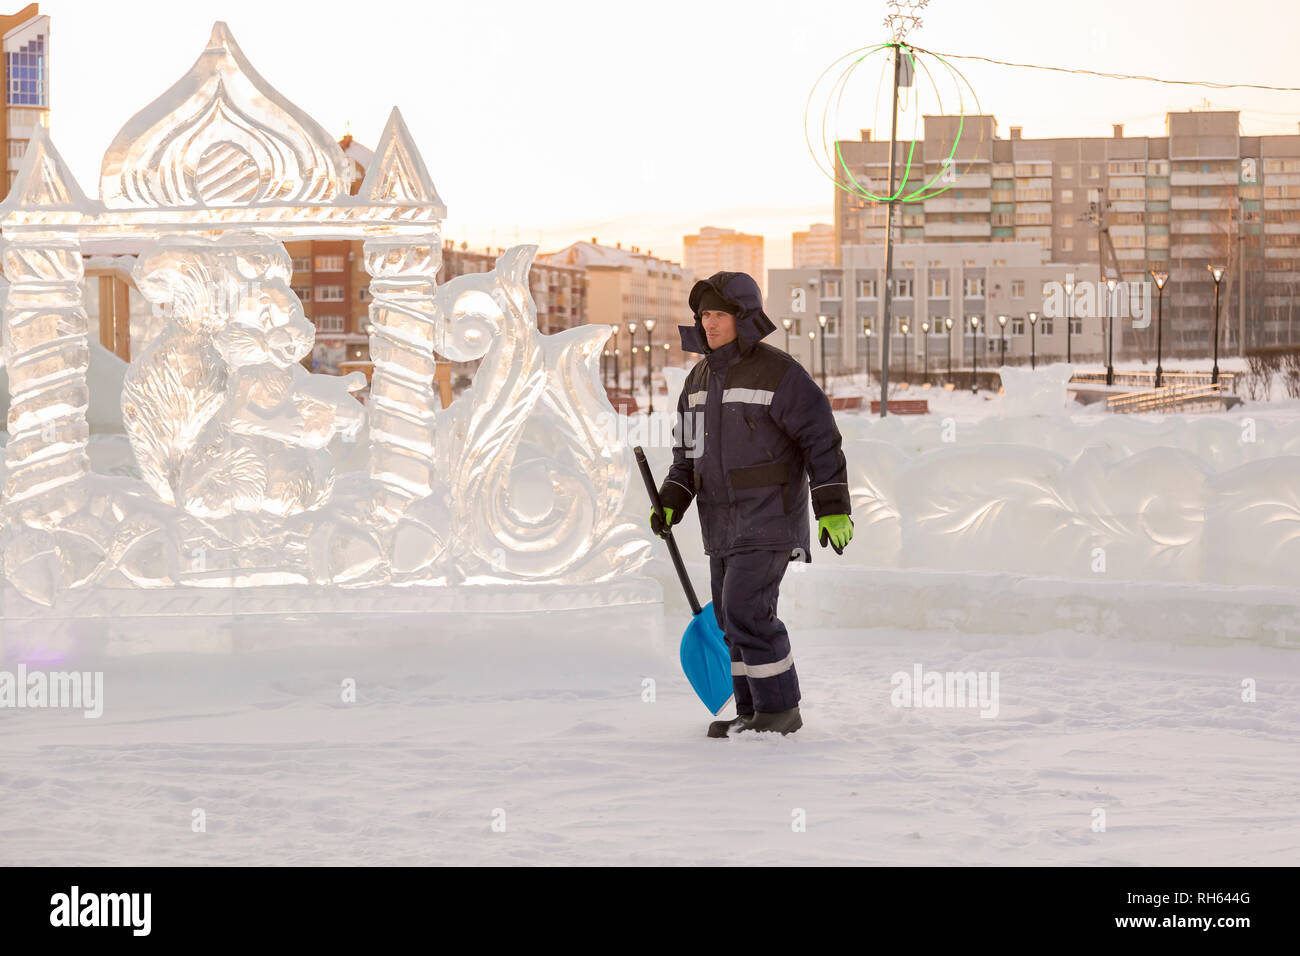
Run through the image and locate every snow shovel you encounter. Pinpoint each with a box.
[633,446,733,715]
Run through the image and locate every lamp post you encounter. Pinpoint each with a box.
[1150,270,1168,387]
[1208,264,1225,385]
[997,314,1007,365]
[969,314,980,393]
[817,314,829,392]
[1063,278,1075,363]
[782,317,792,353]
[945,316,953,383]
[863,321,873,389]
[626,321,638,398]
[613,347,621,391]
[808,329,817,381]
[1028,311,1039,370]
[1104,278,1116,386]
[920,320,930,385]
[900,321,909,386]
[644,318,656,413]
[602,348,611,387]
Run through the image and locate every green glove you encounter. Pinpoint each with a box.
[649,506,676,538]
[818,514,854,554]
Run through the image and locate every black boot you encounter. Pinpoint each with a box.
[707,713,755,738]
[735,706,802,735]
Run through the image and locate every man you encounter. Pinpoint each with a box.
[649,270,853,737]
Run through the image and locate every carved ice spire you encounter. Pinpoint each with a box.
[358,107,446,213]
[99,21,352,208]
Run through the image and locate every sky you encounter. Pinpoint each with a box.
[38,0,1300,271]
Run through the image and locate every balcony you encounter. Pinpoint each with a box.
[922,196,992,214]
[923,221,992,237]
[1170,171,1238,186]
[1171,196,1234,211]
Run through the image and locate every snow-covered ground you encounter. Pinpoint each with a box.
[4,360,1298,866]
[2,597,1297,866]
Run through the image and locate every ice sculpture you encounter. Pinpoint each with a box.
[0,22,649,607]
[122,234,366,518]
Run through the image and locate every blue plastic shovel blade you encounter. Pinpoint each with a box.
[680,601,733,715]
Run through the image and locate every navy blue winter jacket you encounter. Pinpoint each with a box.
[658,271,851,562]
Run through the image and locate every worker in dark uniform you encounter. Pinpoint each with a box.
[650,271,853,737]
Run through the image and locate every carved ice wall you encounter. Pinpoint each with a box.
[0,22,648,606]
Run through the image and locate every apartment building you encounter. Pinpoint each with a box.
[683,226,764,292]
[2,3,48,197]
[834,111,1300,357]
[538,238,691,375]
[793,223,836,268]
[768,242,1101,376]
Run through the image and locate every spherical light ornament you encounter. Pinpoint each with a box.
[806,39,984,205]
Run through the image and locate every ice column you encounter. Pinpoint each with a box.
[363,235,442,519]
[2,234,91,517]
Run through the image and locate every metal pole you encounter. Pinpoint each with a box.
[1065,293,1072,363]
[1105,282,1114,386]
[878,43,903,418]
[1155,285,1164,387]
[645,328,655,414]
[820,327,828,392]
[1212,278,1222,384]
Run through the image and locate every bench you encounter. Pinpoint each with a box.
[829,395,864,411]
[869,399,930,415]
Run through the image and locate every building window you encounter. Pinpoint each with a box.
[895,278,913,298]
[1061,189,1073,204]
[316,315,345,333]
[1011,317,1025,335]
[1060,165,1074,179]
[291,257,311,273]
[822,317,839,336]
[930,277,949,298]
[822,279,841,298]
[1088,165,1100,179]
[964,277,984,297]
[315,255,346,272]
[359,287,373,303]
[7,139,27,159]
[6,31,47,107]
[857,278,877,298]
[1061,237,1074,252]
[1011,280,1025,298]
[316,285,345,302]
[291,285,312,302]
[1040,317,1054,336]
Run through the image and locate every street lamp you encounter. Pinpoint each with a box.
[997,314,1007,365]
[808,329,817,381]
[602,349,610,387]
[613,347,621,391]
[1150,270,1168,387]
[921,320,930,385]
[626,321,638,398]
[969,314,980,393]
[1063,279,1075,363]
[1104,278,1117,386]
[863,321,873,389]
[945,317,954,382]
[900,321,909,386]
[817,314,829,391]
[644,318,656,412]
[1028,311,1039,370]
[782,317,792,352]
[1208,264,1225,384]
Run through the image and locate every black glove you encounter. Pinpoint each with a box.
[649,506,677,538]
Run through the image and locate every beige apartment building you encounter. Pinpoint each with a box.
[2,4,48,197]
[834,111,1300,358]
[769,242,1101,377]
[683,226,764,291]
[538,238,691,381]
[793,223,836,268]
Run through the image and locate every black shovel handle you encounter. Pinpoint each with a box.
[633,445,702,616]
